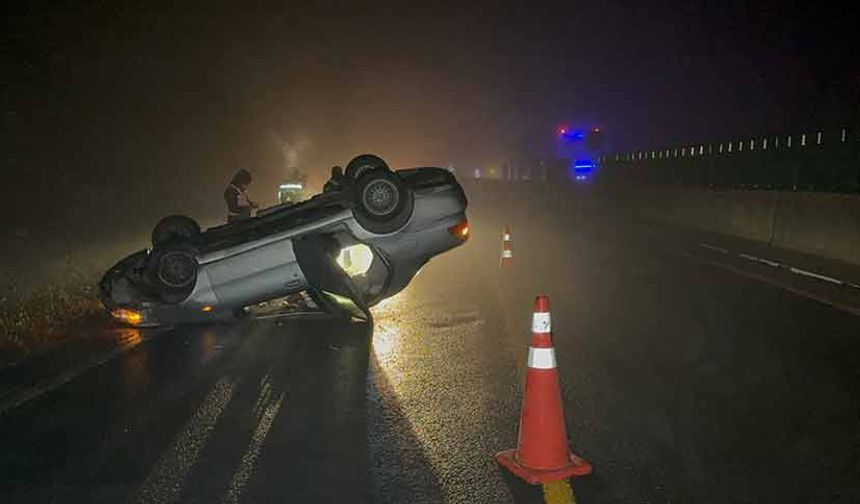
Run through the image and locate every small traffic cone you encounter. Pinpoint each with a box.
[500,226,514,267]
[495,295,592,484]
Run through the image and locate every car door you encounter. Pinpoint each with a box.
[293,234,372,323]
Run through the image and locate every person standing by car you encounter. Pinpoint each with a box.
[225,168,259,223]
[323,165,346,193]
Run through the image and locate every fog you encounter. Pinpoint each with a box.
[2,2,858,238]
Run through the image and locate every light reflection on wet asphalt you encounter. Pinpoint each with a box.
[1,184,859,503]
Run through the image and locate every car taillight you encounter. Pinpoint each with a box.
[111,308,143,326]
[448,219,469,240]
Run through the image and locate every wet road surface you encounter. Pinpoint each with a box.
[1,184,859,503]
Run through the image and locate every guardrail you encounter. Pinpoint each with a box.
[598,126,860,193]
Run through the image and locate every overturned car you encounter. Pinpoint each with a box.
[100,155,469,327]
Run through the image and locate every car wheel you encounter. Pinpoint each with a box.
[353,169,414,234]
[146,243,198,304]
[345,154,389,181]
[152,215,201,247]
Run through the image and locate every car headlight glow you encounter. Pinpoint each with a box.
[336,244,374,276]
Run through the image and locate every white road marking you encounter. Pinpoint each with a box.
[789,267,843,285]
[757,257,783,268]
[0,328,166,416]
[695,243,852,288]
[698,243,729,254]
[670,249,860,318]
[129,378,236,504]
[221,392,284,504]
[738,253,784,268]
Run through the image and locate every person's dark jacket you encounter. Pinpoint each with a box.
[323,166,346,193]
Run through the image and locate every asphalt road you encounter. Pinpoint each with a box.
[1,184,859,503]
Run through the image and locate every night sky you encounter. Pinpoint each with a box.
[3,1,858,225]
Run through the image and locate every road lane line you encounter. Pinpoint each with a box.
[221,392,284,504]
[693,243,857,293]
[250,372,273,415]
[0,328,167,416]
[789,267,843,285]
[129,378,236,504]
[739,253,784,268]
[698,243,729,254]
[756,257,783,268]
[543,480,576,504]
[671,249,860,317]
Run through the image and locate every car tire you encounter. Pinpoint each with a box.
[152,215,201,247]
[146,242,198,304]
[353,168,414,234]
[345,154,389,181]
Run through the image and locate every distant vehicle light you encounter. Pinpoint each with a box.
[201,305,213,312]
[111,308,143,326]
[448,219,470,240]
[559,128,585,140]
[336,244,374,276]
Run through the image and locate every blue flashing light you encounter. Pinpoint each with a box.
[573,159,595,172]
[559,129,585,141]
[570,159,595,183]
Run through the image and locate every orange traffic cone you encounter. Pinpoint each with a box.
[496,295,592,484]
[500,226,514,267]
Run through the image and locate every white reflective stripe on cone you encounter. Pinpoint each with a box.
[501,250,513,258]
[527,347,556,369]
[503,234,511,241]
[532,312,551,333]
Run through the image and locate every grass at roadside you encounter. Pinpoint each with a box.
[0,220,153,364]
[0,280,105,363]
